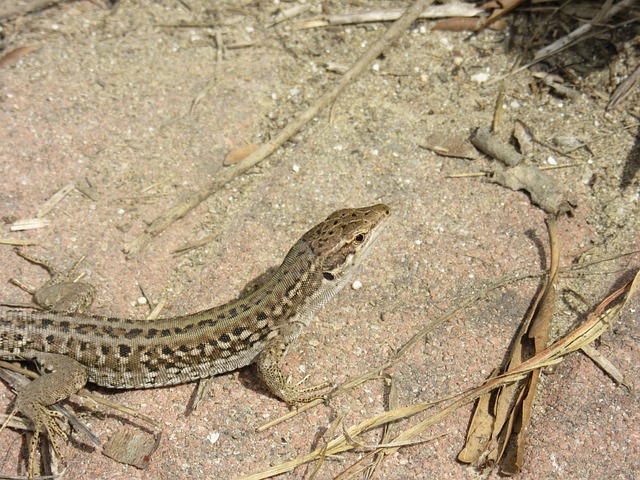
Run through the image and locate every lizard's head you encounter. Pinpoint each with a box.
[303,204,390,285]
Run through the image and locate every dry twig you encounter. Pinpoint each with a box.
[125,0,436,254]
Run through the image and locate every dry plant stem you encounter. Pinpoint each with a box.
[608,64,640,110]
[471,128,523,166]
[308,414,344,480]
[238,402,438,480]
[124,0,435,254]
[0,238,38,246]
[257,398,323,431]
[298,2,483,28]
[580,344,628,387]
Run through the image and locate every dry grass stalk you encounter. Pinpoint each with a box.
[245,234,638,478]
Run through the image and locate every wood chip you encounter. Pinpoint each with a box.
[223,143,259,166]
[103,429,161,469]
[10,218,52,231]
[0,238,38,246]
[420,132,479,159]
[0,45,38,69]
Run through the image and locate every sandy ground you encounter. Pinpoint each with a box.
[0,1,638,479]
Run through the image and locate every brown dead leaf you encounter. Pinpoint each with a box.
[457,367,500,464]
[479,0,525,29]
[459,217,559,474]
[0,45,37,69]
[513,121,534,158]
[420,132,478,160]
[223,143,259,166]
[103,429,161,469]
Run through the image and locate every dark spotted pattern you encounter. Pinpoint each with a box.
[0,204,390,389]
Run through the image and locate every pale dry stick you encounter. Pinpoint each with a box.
[445,163,582,179]
[296,2,483,29]
[0,238,37,246]
[36,184,76,218]
[124,0,435,254]
[266,3,311,27]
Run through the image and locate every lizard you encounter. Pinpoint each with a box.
[0,203,390,474]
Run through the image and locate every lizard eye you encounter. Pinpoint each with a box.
[323,272,335,281]
[354,233,365,244]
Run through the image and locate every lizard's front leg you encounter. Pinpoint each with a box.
[10,248,95,314]
[15,352,88,477]
[256,339,330,404]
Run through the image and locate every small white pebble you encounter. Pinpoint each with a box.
[372,63,380,72]
[471,72,490,83]
[351,280,363,290]
[117,208,125,215]
[292,164,300,173]
[207,431,220,444]
[371,149,379,156]
[137,297,147,305]
[546,156,558,165]
[415,239,422,245]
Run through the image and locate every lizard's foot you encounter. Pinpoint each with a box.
[15,352,89,476]
[256,340,331,405]
[26,404,68,477]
